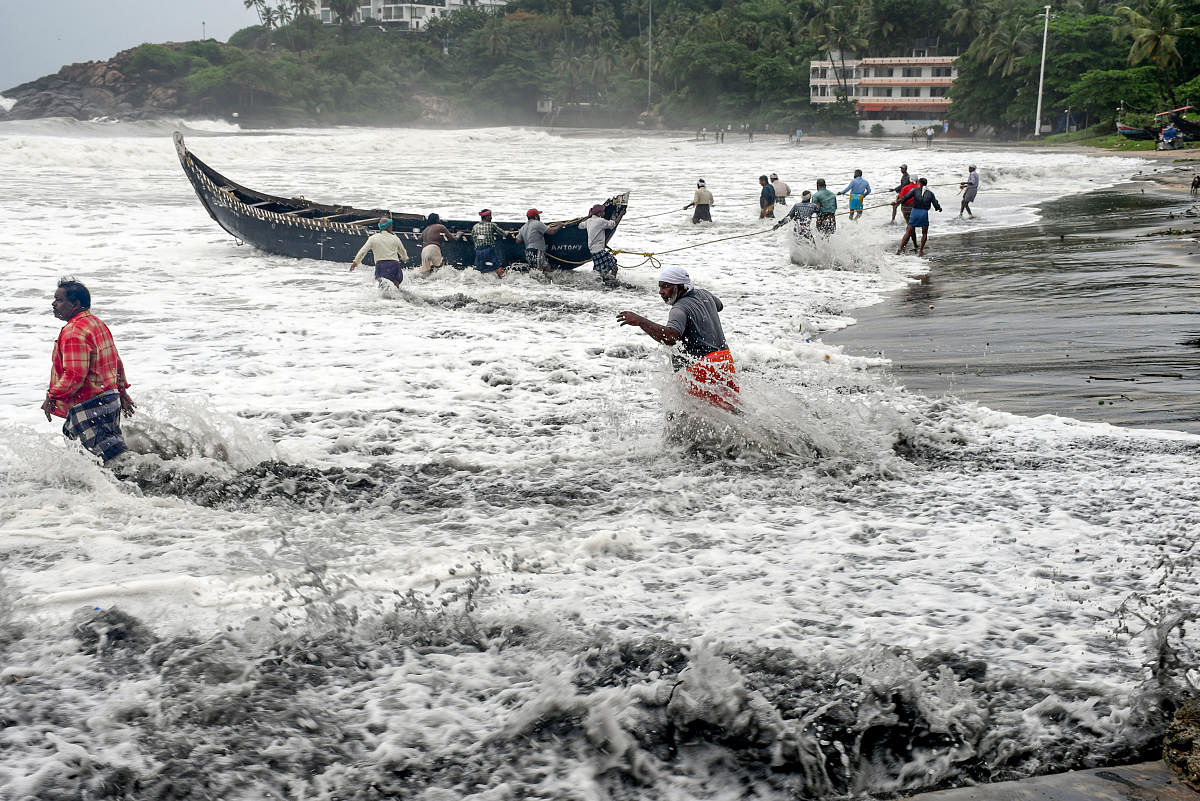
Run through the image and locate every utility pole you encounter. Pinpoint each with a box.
[648,0,653,110]
[1033,5,1051,137]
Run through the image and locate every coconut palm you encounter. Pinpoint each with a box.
[1115,0,1196,104]
[949,0,994,39]
[980,14,1034,77]
[290,0,316,17]
[809,0,866,100]
[244,0,269,26]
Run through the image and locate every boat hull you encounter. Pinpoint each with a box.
[173,132,628,270]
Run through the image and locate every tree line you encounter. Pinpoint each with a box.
[130,0,1199,134]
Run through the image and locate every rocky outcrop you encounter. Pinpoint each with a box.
[1164,698,1200,790]
[1,46,190,122]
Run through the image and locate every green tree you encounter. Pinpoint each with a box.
[808,0,867,100]
[1114,0,1196,104]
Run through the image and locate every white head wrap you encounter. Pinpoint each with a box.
[658,266,692,290]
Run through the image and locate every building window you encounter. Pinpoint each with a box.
[879,67,893,77]
[930,87,948,97]
[932,67,953,77]
[811,67,827,79]
[873,87,892,97]
[901,87,921,97]
[902,67,922,78]
[912,49,926,57]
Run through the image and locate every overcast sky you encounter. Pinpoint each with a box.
[1,0,261,92]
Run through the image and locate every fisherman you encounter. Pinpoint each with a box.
[812,178,837,236]
[892,172,920,227]
[42,277,136,466]
[579,203,624,283]
[837,169,871,221]
[616,266,739,412]
[684,179,714,223]
[350,217,407,289]
[418,213,464,275]
[758,174,776,219]
[889,165,912,223]
[896,177,942,256]
[959,165,980,218]
[471,209,510,278]
[773,189,818,241]
[516,208,563,272]
[770,173,791,207]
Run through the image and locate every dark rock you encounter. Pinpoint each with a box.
[1164,698,1200,790]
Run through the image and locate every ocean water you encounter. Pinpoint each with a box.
[1,119,1198,800]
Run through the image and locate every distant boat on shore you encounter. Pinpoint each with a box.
[173,132,628,269]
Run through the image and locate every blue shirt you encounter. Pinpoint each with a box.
[760,183,776,208]
[839,177,871,197]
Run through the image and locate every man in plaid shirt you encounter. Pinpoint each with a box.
[41,278,136,464]
[471,209,511,277]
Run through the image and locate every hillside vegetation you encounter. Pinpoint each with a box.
[4,0,1198,134]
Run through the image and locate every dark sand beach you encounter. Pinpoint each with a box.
[829,160,1200,434]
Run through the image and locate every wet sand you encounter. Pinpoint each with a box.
[829,163,1200,434]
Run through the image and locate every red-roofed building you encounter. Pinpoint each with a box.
[810,52,958,135]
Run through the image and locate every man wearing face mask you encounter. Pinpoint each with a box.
[615,266,739,411]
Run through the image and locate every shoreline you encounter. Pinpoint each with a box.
[827,158,1200,435]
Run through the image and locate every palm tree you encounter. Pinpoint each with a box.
[980,14,1033,77]
[482,21,509,57]
[290,0,316,18]
[809,0,866,100]
[949,0,993,39]
[244,0,269,26]
[327,0,357,41]
[1115,0,1196,104]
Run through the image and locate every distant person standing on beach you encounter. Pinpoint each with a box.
[685,179,715,223]
[351,218,407,289]
[42,277,136,466]
[758,175,776,219]
[959,165,980,218]
[896,178,942,256]
[837,169,871,221]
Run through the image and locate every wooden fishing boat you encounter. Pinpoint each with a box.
[1116,122,1157,141]
[173,132,628,269]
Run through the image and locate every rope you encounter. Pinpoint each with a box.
[572,181,971,270]
[609,225,776,270]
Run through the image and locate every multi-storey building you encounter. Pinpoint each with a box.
[810,51,957,135]
[318,0,507,31]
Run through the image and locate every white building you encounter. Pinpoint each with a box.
[319,0,508,31]
[810,53,958,135]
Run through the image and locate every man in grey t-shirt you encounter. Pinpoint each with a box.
[616,265,739,410]
[516,208,562,271]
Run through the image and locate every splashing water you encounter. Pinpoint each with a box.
[0,122,1194,799]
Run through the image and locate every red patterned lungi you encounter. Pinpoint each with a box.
[683,349,740,411]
